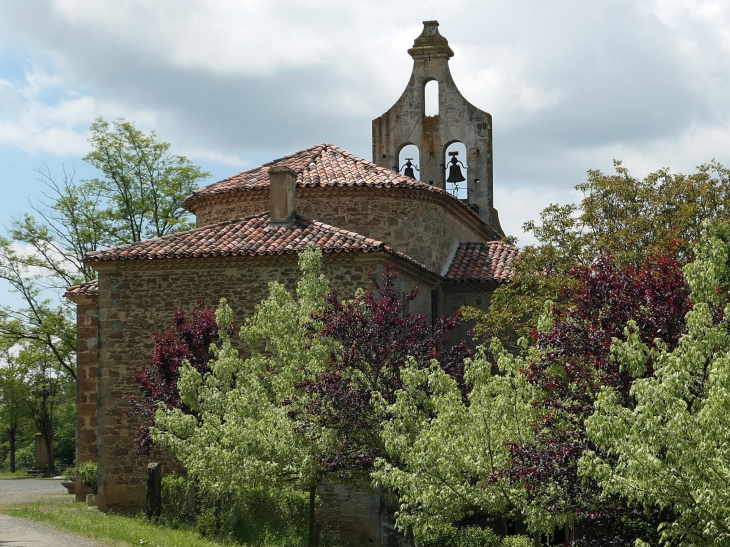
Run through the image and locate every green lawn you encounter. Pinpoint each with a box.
[2,501,234,547]
[0,469,32,478]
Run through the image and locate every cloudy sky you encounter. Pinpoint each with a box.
[0,0,729,244]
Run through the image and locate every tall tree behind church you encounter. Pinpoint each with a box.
[0,119,208,465]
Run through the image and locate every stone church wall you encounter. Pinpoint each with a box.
[92,254,432,516]
[73,297,99,501]
[194,192,488,273]
[441,283,494,346]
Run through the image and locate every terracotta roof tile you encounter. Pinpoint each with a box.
[83,213,434,273]
[182,144,490,226]
[64,279,98,297]
[445,242,520,283]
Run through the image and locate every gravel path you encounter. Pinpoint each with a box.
[0,478,105,546]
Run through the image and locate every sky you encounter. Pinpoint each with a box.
[0,0,729,246]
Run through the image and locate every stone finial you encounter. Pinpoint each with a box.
[268,166,297,225]
[408,21,454,60]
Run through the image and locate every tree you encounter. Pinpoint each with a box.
[467,161,730,351]
[372,342,550,538]
[374,250,692,543]
[0,118,209,382]
[287,264,472,479]
[153,249,334,547]
[507,251,690,545]
[581,221,730,546]
[17,339,74,474]
[128,304,222,453]
[0,349,30,472]
[84,118,208,242]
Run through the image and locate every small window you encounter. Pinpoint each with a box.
[398,144,420,180]
[424,80,439,116]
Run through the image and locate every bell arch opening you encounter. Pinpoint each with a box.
[424,80,439,117]
[444,141,467,199]
[397,144,420,180]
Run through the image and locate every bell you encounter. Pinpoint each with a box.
[404,165,415,178]
[447,163,465,183]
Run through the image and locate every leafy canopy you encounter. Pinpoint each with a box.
[153,248,335,496]
[582,221,730,546]
[468,160,730,349]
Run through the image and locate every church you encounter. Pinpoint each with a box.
[65,20,518,544]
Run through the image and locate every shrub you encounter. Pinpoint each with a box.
[77,461,98,494]
[417,526,503,547]
[160,473,311,545]
[161,474,195,525]
[501,537,533,547]
[60,466,77,481]
[11,444,34,469]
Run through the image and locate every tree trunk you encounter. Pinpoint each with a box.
[43,423,54,474]
[8,428,16,473]
[307,484,319,547]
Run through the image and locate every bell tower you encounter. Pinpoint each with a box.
[372,21,501,232]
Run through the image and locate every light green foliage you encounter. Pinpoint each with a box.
[154,248,334,499]
[84,118,209,242]
[581,221,730,545]
[0,351,29,472]
[500,536,533,547]
[373,341,564,537]
[161,474,196,524]
[78,461,98,494]
[414,525,502,547]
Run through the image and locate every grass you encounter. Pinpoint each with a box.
[1,501,235,547]
[0,469,33,478]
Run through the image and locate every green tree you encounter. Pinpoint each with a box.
[84,118,207,242]
[0,118,209,381]
[467,161,730,351]
[153,249,335,547]
[372,343,560,539]
[581,221,730,546]
[0,348,30,472]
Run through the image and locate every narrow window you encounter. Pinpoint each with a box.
[398,144,420,180]
[424,80,439,116]
[445,142,467,199]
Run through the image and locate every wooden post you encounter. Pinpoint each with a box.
[146,462,162,520]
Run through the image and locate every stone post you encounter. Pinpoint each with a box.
[33,432,48,472]
[146,462,162,520]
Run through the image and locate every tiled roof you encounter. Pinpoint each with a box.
[83,213,431,272]
[445,242,520,283]
[64,279,98,297]
[183,144,484,216]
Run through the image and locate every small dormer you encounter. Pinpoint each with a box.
[372,21,500,231]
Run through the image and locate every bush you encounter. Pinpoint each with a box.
[12,444,34,469]
[160,473,311,545]
[59,466,77,481]
[200,485,310,545]
[501,537,533,547]
[161,474,195,525]
[417,526,503,547]
[77,461,98,494]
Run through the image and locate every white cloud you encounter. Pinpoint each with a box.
[0,63,156,156]
[494,184,582,246]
